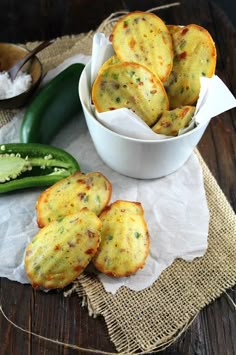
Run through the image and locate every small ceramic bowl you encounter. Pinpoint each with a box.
[79,62,209,179]
[0,43,43,109]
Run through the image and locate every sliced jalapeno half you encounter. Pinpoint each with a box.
[0,143,80,193]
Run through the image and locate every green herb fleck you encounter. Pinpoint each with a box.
[58,226,64,234]
[115,97,121,103]
[112,73,119,80]
[103,71,109,78]
[107,235,113,240]
[170,113,177,121]
[201,72,206,76]
[179,39,186,50]
[95,195,101,204]
[129,71,135,77]
[134,232,141,239]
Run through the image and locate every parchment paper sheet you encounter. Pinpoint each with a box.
[0,53,226,294]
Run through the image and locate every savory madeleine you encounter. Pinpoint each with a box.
[25,208,101,289]
[93,200,150,277]
[92,61,169,126]
[165,24,217,108]
[152,106,195,136]
[36,171,112,228]
[111,11,173,82]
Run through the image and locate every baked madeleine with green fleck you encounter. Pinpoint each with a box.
[92,62,169,126]
[36,171,112,228]
[93,200,150,277]
[25,208,102,289]
[111,11,173,82]
[152,106,195,136]
[165,24,216,108]
[98,55,120,75]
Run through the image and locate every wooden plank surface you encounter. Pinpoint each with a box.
[0,1,235,354]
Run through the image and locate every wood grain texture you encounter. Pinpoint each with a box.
[0,0,125,42]
[0,1,235,354]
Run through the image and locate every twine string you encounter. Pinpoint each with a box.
[96,2,181,32]
[0,303,116,355]
[224,290,236,310]
[0,301,198,354]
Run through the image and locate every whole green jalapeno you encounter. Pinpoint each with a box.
[20,63,85,144]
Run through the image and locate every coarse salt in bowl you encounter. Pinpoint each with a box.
[0,43,42,109]
[79,61,210,179]
[0,71,32,99]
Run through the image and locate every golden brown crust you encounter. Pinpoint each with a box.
[93,200,150,277]
[36,171,112,228]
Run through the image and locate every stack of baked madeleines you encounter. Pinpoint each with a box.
[92,11,217,136]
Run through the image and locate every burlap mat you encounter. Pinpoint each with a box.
[73,152,236,353]
[1,19,236,354]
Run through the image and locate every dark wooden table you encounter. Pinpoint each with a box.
[0,1,235,354]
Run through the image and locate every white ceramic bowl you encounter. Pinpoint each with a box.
[79,62,209,179]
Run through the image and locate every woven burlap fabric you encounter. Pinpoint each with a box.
[1,26,236,354]
[73,151,236,353]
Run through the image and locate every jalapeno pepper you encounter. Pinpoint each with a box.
[0,143,80,193]
[20,63,85,144]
